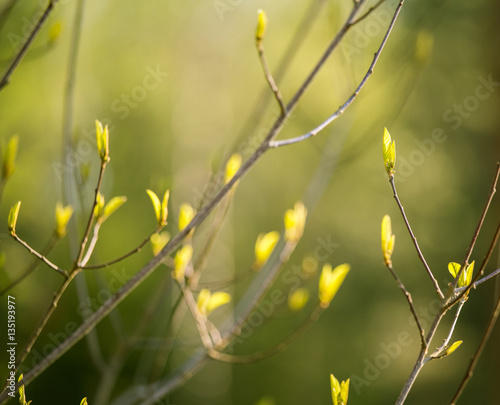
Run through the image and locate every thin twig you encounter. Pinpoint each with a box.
[350,0,387,25]
[181,284,214,349]
[83,227,162,270]
[0,234,59,295]
[389,176,444,299]
[270,0,404,148]
[385,262,426,346]
[14,270,79,372]
[76,160,107,266]
[256,41,286,116]
[10,233,68,277]
[449,292,500,404]
[431,300,465,359]
[448,162,500,297]
[395,309,446,405]
[0,0,57,91]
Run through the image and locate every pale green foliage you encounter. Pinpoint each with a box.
[448,261,475,291]
[55,202,73,238]
[8,201,21,234]
[381,215,395,266]
[253,231,280,270]
[95,119,109,162]
[330,374,349,405]
[2,134,19,180]
[318,263,350,307]
[284,201,307,242]
[197,288,231,316]
[255,9,267,43]
[146,189,170,226]
[173,244,193,282]
[288,288,310,311]
[382,127,396,176]
[178,203,195,231]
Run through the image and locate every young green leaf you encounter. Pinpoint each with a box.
[381,215,395,266]
[80,398,88,405]
[382,127,396,177]
[55,202,74,238]
[225,153,242,185]
[95,119,109,162]
[253,231,280,270]
[146,189,162,225]
[330,374,349,405]
[93,192,105,219]
[448,261,475,290]
[100,196,127,224]
[7,201,21,235]
[445,340,463,357]
[255,9,267,43]
[151,231,170,256]
[2,134,19,180]
[18,374,32,405]
[173,244,193,282]
[160,190,170,226]
[178,203,196,231]
[288,288,310,311]
[284,201,307,242]
[206,291,231,315]
[319,263,350,307]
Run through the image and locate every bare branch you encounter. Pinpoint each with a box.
[389,176,444,299]
[0,0,57,91]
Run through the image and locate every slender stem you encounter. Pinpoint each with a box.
[83,227,162,269]
[448,162,500,296]
[0,0,57,91]
[76,161,107,266]
[256,41,286,116]
[386,263,426,346]
[449,292,500,404]
[433,300,465,357]
[0,234,59,295]
[351,0,386,25]
[10,233,68,277]
[395,309,446,405]
[389,176,444,299]
[181,284,214,349]
[14,270,79,372]
[270,0,404,148]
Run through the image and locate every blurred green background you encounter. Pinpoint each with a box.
[0,0,499,404]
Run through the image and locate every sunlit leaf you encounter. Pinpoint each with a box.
[7,201,21,234]
[288,288,310,311]
[253,231,280,270]
[2,134,19,180]
[382,127,396,176]
[146,189,162,225]
[255,9,267,43]
[100,196,127,223]
[319,263,350,307]
[55,202,73,238]
[284,201,307,243]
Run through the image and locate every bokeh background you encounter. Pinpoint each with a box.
[1,0,499,404]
